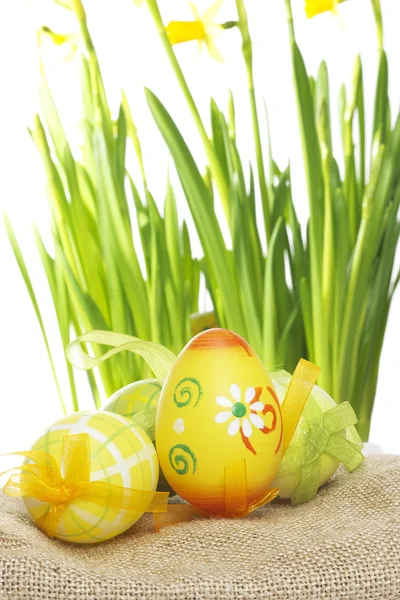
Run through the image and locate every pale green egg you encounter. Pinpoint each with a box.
[103,379,162,418]
[271,371,363,502]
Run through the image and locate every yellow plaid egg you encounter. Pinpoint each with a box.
[24,411,158,543]
[103,379,162,418]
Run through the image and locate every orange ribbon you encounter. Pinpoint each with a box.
[2,434,169,538]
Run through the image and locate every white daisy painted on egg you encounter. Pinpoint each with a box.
[215,384,277,455]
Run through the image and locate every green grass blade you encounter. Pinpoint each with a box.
[145,88,246,338]
[4,215,66,413]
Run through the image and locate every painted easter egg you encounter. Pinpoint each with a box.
[24,411,159,543]
[155,328,283,515]
[271,371,363,501]
[103,379,162,418]
[103,379,175,495]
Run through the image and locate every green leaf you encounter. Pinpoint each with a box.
[372,51,389,156]
[4,215,66,413]
[145,88,246,338]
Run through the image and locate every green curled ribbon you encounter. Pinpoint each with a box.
[278,400,364,504]
[66,330,176,380]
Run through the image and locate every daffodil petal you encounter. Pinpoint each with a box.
[203,0,224,22]
[205,37,223,62]
[189,1,201,21]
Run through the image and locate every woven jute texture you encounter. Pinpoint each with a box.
[0,454,399,600]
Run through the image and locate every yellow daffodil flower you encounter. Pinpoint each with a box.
[41,26,69,45]
[305,0,344,18]
[39,26,78,60]
[165,0,224,62]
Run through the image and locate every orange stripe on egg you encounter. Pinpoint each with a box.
[250,387,263,405]
[267,386,283,454]
[259,404,277,434]
[188,328,254,356]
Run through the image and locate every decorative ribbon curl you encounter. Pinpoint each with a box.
[278,401,364,504]
[66,330,176,380]
[1,433,169,538]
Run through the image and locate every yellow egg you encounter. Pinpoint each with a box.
[24,410,159,543]
[155,329,283,516]
[103,379,162,418]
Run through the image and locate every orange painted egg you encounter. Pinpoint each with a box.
[155,329,283,515]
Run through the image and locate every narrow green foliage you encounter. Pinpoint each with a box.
[4,216,66,413]
[7,19,200,410]
[10,0,399,442]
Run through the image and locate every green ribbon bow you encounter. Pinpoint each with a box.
[278,399,364,504]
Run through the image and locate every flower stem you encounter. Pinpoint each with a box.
[246,64,271,242]
[370,0,383,51]
[221,21,238,30]
[70,0,86,21]
[235,0,271,241]
[284,0,295,47]
[146,0,230,220]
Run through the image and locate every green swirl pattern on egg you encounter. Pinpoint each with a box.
[169,444,198,475]
[173,377,203,408]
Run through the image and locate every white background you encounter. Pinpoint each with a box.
[0,0,399,458]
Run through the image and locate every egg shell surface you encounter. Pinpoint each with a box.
[156,329,283,515]
[24,411,158,543]
[103,379,162,418]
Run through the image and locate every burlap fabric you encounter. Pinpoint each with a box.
[0,454,399,599]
